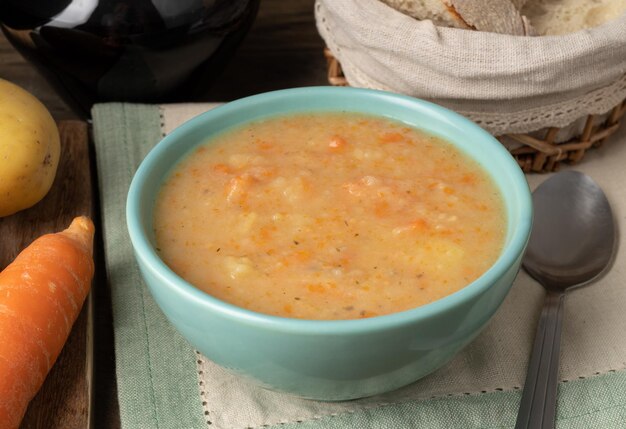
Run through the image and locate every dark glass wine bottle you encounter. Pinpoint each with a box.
[0,0,260,118]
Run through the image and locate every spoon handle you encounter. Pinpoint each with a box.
[515,289,565,429]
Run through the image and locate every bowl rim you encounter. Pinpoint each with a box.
[127,86,532,335]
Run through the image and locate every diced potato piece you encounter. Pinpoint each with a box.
[228,154,254,168]
[428,239,465,271]
[237,212,257,233]
[282,176,309,202]
[223,256,255,279]
[352,149,383,160]
[225,174,253,204]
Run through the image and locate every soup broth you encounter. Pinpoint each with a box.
[154,113,506,320]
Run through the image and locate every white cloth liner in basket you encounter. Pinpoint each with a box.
[316,0,626,138]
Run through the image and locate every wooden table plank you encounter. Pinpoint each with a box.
[0,121,93,429]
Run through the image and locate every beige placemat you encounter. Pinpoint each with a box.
[161,103,626,429]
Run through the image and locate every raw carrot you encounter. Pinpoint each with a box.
[0,216,95,429]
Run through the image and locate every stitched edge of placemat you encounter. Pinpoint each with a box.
[92,103,206,429]
[271,369,626,429]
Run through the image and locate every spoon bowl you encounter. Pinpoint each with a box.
[523,171,616,290]
[515,170,617,429]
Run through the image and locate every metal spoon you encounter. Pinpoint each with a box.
[515,170,616,429]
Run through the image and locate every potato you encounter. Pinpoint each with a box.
[0,79,60,217]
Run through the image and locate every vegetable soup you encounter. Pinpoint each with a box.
[153,113,506,320]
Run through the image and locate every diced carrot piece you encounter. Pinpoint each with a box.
[307,284,326,293]
[294,251,311,262]
[328,135,347,151]
[213,163,232,174]
[374,201,390,217]
[393,218,430,235]
[460,173,476,185]
[410,218,429,231]
[256,139,274,151]
[379,132,403,143]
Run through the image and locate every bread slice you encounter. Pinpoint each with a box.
[510,0,528,10]
[522,0,626,35]
[379,0,470,29]
[446,0,530,35]
[381,0,533,35]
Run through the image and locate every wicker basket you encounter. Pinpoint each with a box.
[324,48,626,173]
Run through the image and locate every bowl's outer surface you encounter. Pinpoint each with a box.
[127,86,532,400]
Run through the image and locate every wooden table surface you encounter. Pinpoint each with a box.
[0,1,327,427]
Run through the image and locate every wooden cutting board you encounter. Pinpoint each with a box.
[0,121,93,429]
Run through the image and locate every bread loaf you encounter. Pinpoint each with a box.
[378,0,470,29]
[522,0,626,35]
[381,0,625,36]
[509,0,529,10]
[381,0,533,34]
[447,0,529,35]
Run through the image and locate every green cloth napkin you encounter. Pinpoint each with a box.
[92,103,626,429]
[93,104,205,429]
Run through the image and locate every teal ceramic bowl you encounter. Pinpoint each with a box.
[127,86,532,401]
